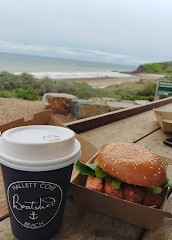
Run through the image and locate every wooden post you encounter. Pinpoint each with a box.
[154,81,160,101]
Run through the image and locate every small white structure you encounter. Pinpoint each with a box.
[43,93,78,102]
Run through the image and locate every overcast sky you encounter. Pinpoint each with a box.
[0,0,172,66]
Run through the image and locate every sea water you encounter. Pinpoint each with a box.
[0,52,136,80]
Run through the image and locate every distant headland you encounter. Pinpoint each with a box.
[131,61,172,75]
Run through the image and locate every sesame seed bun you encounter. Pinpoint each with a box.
[97,142,166,188]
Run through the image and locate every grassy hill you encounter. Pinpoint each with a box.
[136,61,172,75]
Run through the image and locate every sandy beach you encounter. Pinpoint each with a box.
[66,73,165,88]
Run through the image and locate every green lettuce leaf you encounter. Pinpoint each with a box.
[165,178,172,188]
[146,186,162,194]
[75,160,95,176]
[112,178,122,190]
[85,163,99,170]
[75,161,123,189]
[95,165,108,179]
[106,174,114,182]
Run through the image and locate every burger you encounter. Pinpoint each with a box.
[76,142,171,207]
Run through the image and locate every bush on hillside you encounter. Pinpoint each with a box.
[19,73,37,89]
[15,88,41,100]
[0,72,22,90]
[136,82,156,96]
[36,77,57,95]
[0,90,15,98]
[123,95,154,101]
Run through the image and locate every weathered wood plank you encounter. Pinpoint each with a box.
[79,109,158,149]
[0,218,15,240]
[137,129,172,164]
[79,103,172,149]
[66,98,172,133]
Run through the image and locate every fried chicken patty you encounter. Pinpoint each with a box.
[85,176,164,207]
[104,178,123,199]
[143,192,162,207]
[85,176,103,192]
[123,184,145,204]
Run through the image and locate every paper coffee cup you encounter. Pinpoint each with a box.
[0,125,81,240]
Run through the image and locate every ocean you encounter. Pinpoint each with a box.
[0,52,136,80]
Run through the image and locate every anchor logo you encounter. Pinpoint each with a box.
[8,181,63,229]
[29,211,38,220]
[43,135,60,141]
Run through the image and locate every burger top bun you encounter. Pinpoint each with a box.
[97,142,166,188]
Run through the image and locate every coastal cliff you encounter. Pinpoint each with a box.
[134,61,172,75]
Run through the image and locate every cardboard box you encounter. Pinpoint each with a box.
[154,109,172,132]
[70,148,172,230]
[0,110,172,230]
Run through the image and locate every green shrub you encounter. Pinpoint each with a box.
[0,90,15,98]
[123,95,154,101]
[19,73,37,89]
[15,88,41,100]
[136,79,144,84]
[0,72,22,90]
[136,82,156,96]
[36,77,62,95]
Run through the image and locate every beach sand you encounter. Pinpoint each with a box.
[66,73,164,88]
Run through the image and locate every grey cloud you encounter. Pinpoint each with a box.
[0,41,150,64]
[0,0,172,65]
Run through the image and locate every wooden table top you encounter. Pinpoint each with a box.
[0,98,172,240]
